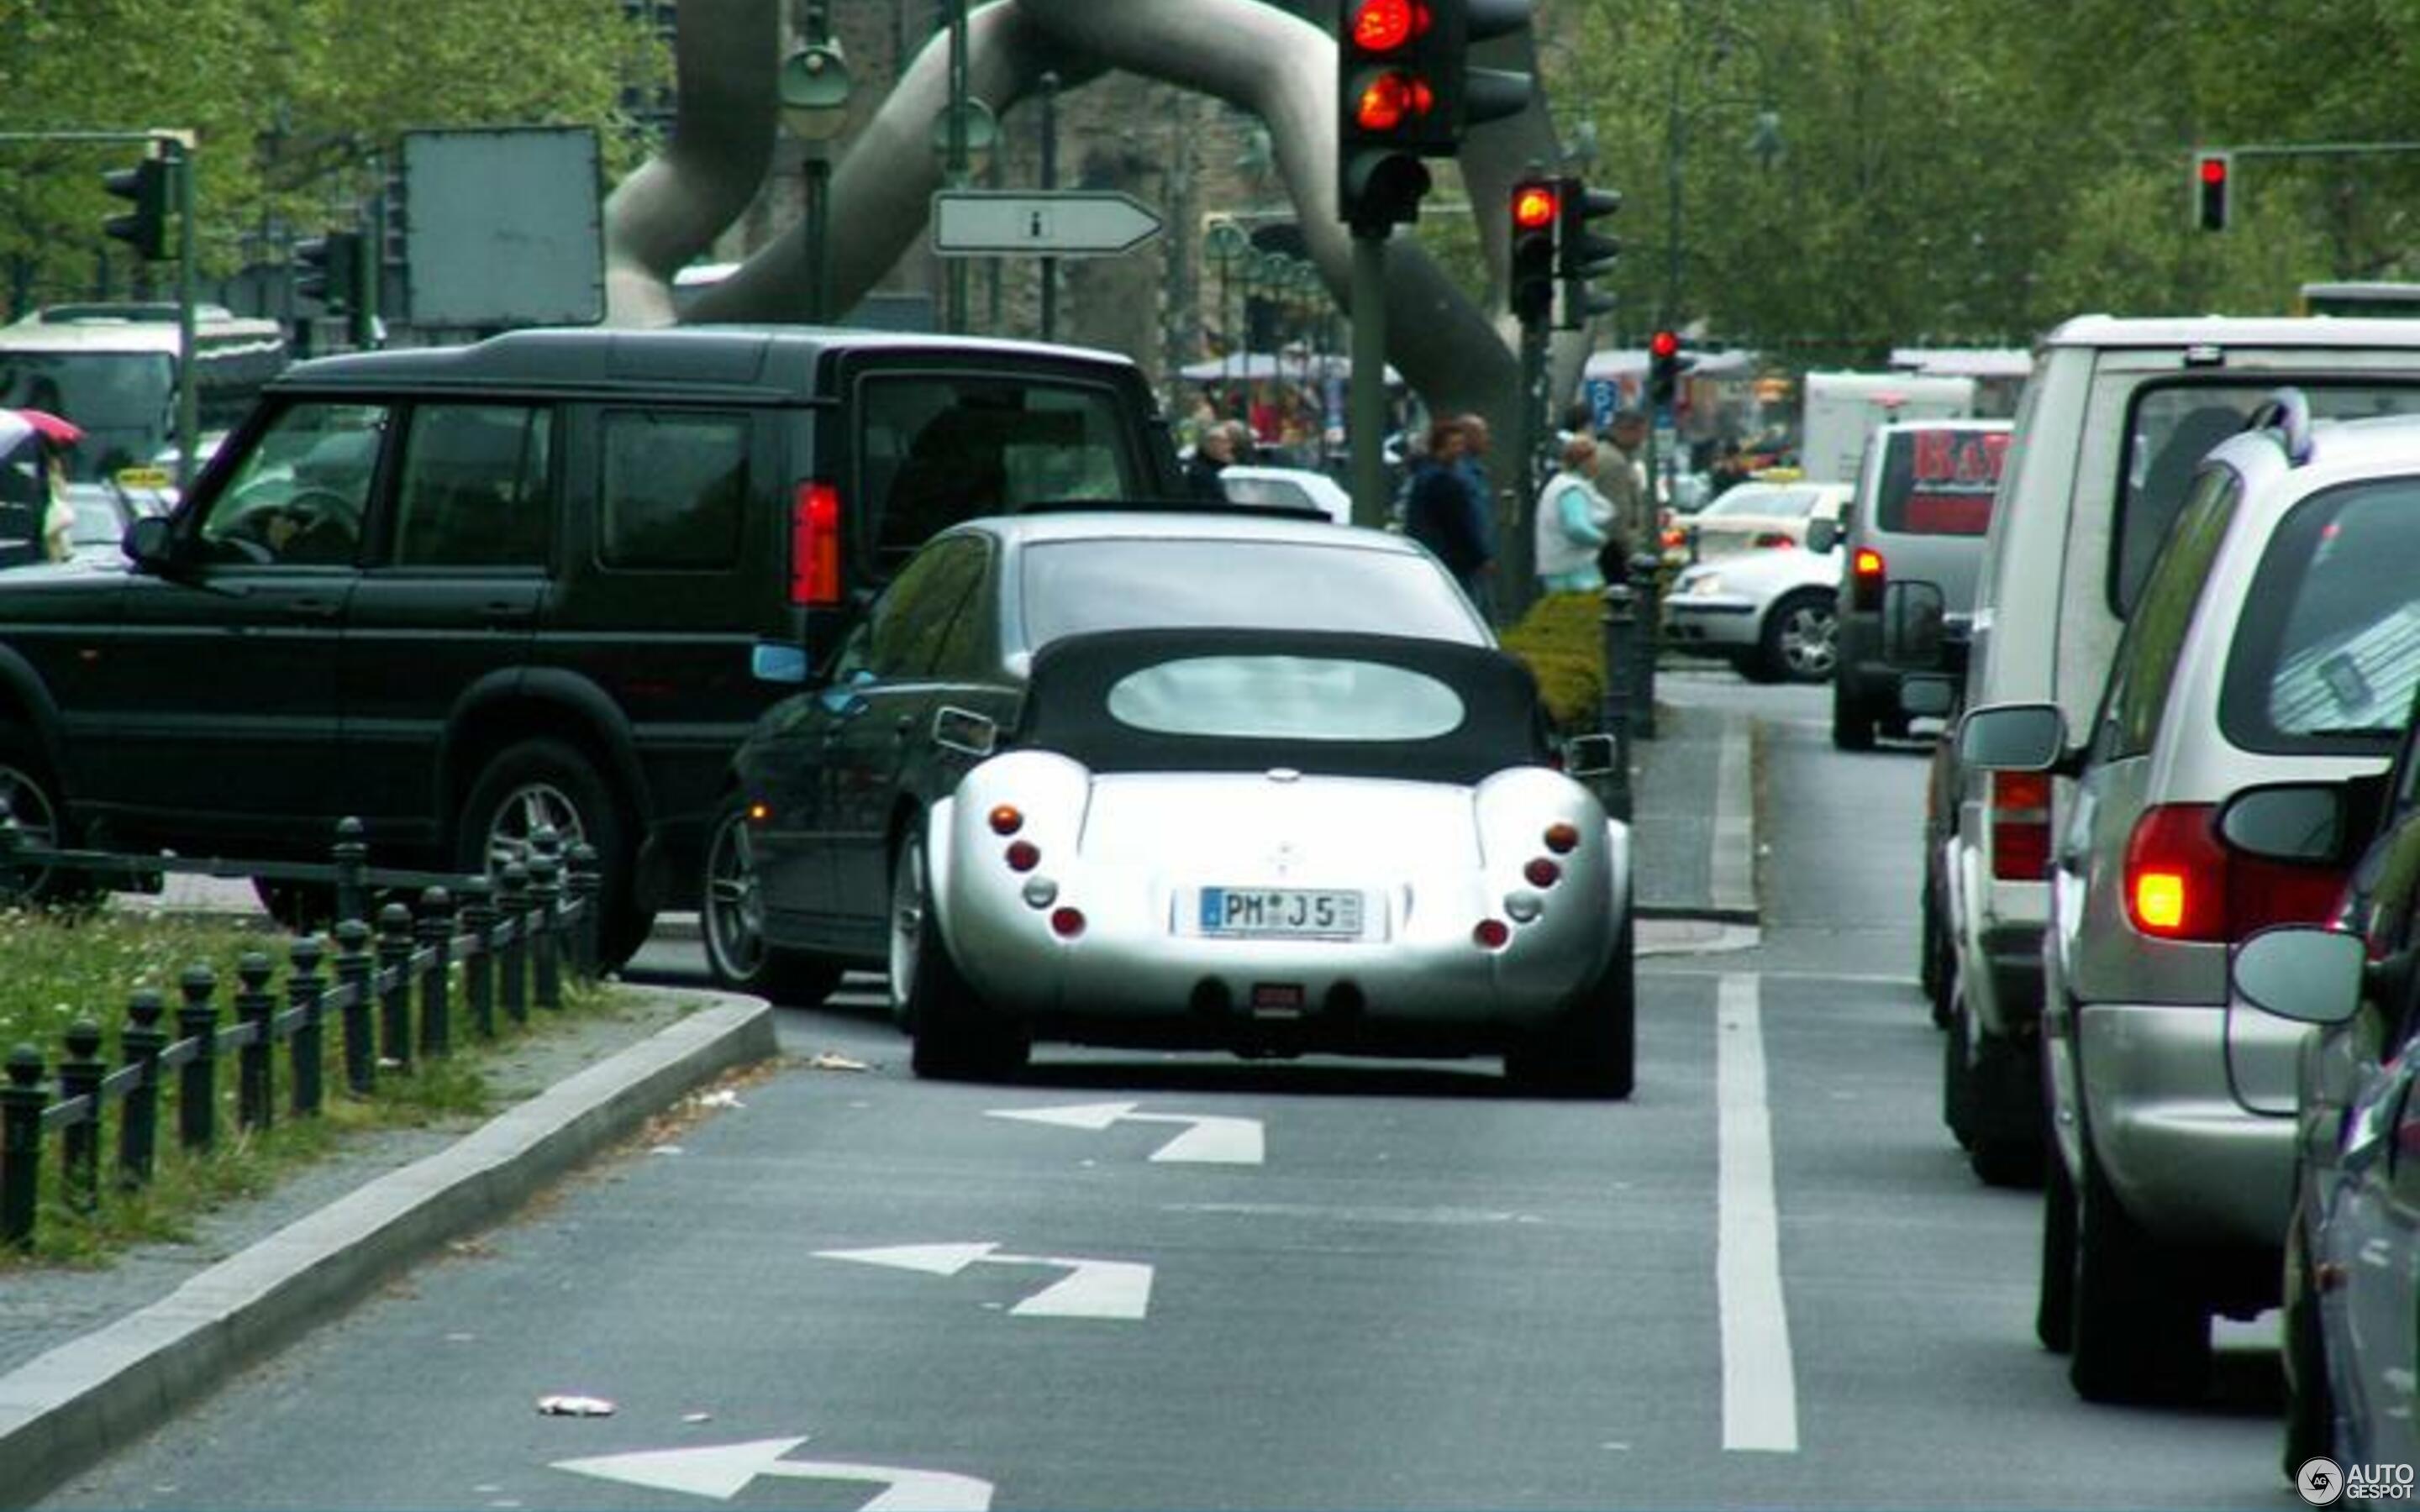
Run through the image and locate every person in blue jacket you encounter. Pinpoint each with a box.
[1403,413,1497,614]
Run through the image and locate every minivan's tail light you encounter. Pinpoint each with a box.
[791,482,842,606]
[1990,771,2053,882]
[2121,801,2346,943]
[1849,546,1886,612]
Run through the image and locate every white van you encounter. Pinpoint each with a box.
[1931,317,2420,1205]
[1797,370,1976,484]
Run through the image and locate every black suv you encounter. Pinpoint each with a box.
[0,325,1181,962]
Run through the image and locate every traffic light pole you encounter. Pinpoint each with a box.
[1349,228,1388,529]
[170,137,197,494]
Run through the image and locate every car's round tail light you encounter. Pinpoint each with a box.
[1543,822,1580,854]
[988,804,1023,836]
[1472,918,1510,949]
[1005,839,1040,872]
[1523,857,1561,888]
[1050,906,1086,938]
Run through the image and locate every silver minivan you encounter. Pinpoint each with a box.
[1829,418,2012,748]
[1962,395,2420,1404]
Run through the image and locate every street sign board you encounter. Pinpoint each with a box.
[932,191,1163,258]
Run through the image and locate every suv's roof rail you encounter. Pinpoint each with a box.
[2246,386,2316,465]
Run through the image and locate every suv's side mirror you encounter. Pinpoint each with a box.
[2217,782,2349,864]
[1959,702,2073,773]
[2231,925,2363,1025]
[124,515,174,572]
[1881,580,1946,669]
[1804,517,1839,554]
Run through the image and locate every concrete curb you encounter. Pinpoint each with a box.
[1710,711,1759,920]
[0,992,778,1509]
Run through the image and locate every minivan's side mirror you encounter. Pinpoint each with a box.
[124,515,174,572]
[2230,925,2363,1026]
[2217,782,2349,864]
[1881,580,1946,669]
[1958,702,2071,773]
[1804,517,1840,554]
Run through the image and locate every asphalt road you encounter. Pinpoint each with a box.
[34,674,2293,1511]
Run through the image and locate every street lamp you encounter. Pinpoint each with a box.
[1660,16,1781,328]
[1202,217,1249,395]
[780,5,853,324]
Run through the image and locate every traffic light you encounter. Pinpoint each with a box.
[294,231,362,314]
[1508,176,1559,326]
[1337,0,1438,231]
[2193,150,2231,231]
[1336,1,1536,233]
[1554,176,1621,330]
[101,154,174,262]
[1648,328,1686,410]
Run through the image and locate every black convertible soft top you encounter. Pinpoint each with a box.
[1017,627,1551,785]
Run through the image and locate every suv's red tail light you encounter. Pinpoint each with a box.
[1990,770,2053,881]
[1849,546,1886,612]
[2122,801,2345,942]
[791,482,841,606]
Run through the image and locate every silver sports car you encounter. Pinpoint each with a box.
[900,627,1636,1095]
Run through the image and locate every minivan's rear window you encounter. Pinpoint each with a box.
[2223,477,2420,756]
[1873,428,2008,535]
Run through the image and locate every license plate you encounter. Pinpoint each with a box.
[1197,887,1363,939]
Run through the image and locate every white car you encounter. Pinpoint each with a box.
[1663,541,1841,683]
[1218,464,1352,524]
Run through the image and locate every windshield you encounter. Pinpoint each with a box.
[0,351,174,481]
[1018,538,1487,651]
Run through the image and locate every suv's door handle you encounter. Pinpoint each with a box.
[482,601,535,627]
[284,598,341,622]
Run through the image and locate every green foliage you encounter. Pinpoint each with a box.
[1541,0,2420,353]
[0,904,614,1268]
[1502,589,1607,730]
[0,0,666,307]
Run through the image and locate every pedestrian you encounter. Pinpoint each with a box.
[1534,435,1616,595]
[1403,412,1496,612]
[1597,406,1654,582]
[1186,420,1237,502]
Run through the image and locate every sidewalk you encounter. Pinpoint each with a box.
[0,711,1760,1506]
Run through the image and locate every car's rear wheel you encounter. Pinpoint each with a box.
[701,798,842,1005]
[1919,878,1952,1026]
[2037,1144,2076,1352]
[2069,1141,2211,1402]
[1947,1002,2044,1188]
[1759,591,1838,683]
[894,829,1025,1080]
[1507,915,1636,1099]
[0,733,97,909]
[2281,1209,2336,1475]
[457,738,651,969]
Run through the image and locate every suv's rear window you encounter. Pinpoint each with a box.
[1873,428,2008,535]
[2114,383,2420,614]
[2223,477,2420,756]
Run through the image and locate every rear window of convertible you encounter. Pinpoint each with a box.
[1107,656,1465,742]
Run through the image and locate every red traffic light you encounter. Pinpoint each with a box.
[1512,183,1559,229]
[1355,71,1434,133]
[2197,154,2228,186]
[1649,329,1681,359]
[1347,0,1430,54]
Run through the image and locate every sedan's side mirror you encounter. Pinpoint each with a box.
[933,705,998,759]
[2231,926,2363,1026]
[1958,702,2073,773]
[1563,732,1617,778]
[124,515,174,572]
[2217,782,2349,864]
[1804,517,1839,554]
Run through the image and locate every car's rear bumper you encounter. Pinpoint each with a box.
[2076,1000,2302,1249]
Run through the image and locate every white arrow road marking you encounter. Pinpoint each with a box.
[986,1100,1266,1164]
[1718,973,1799,1452]
[815,1242,1155,1319]
[553,1436,993,1509]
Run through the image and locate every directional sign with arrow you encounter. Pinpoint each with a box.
[814,1242,1155,1319]
[931,190,1163,257]
[986,1101,1265,1165]
[554,1436,992,1509]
